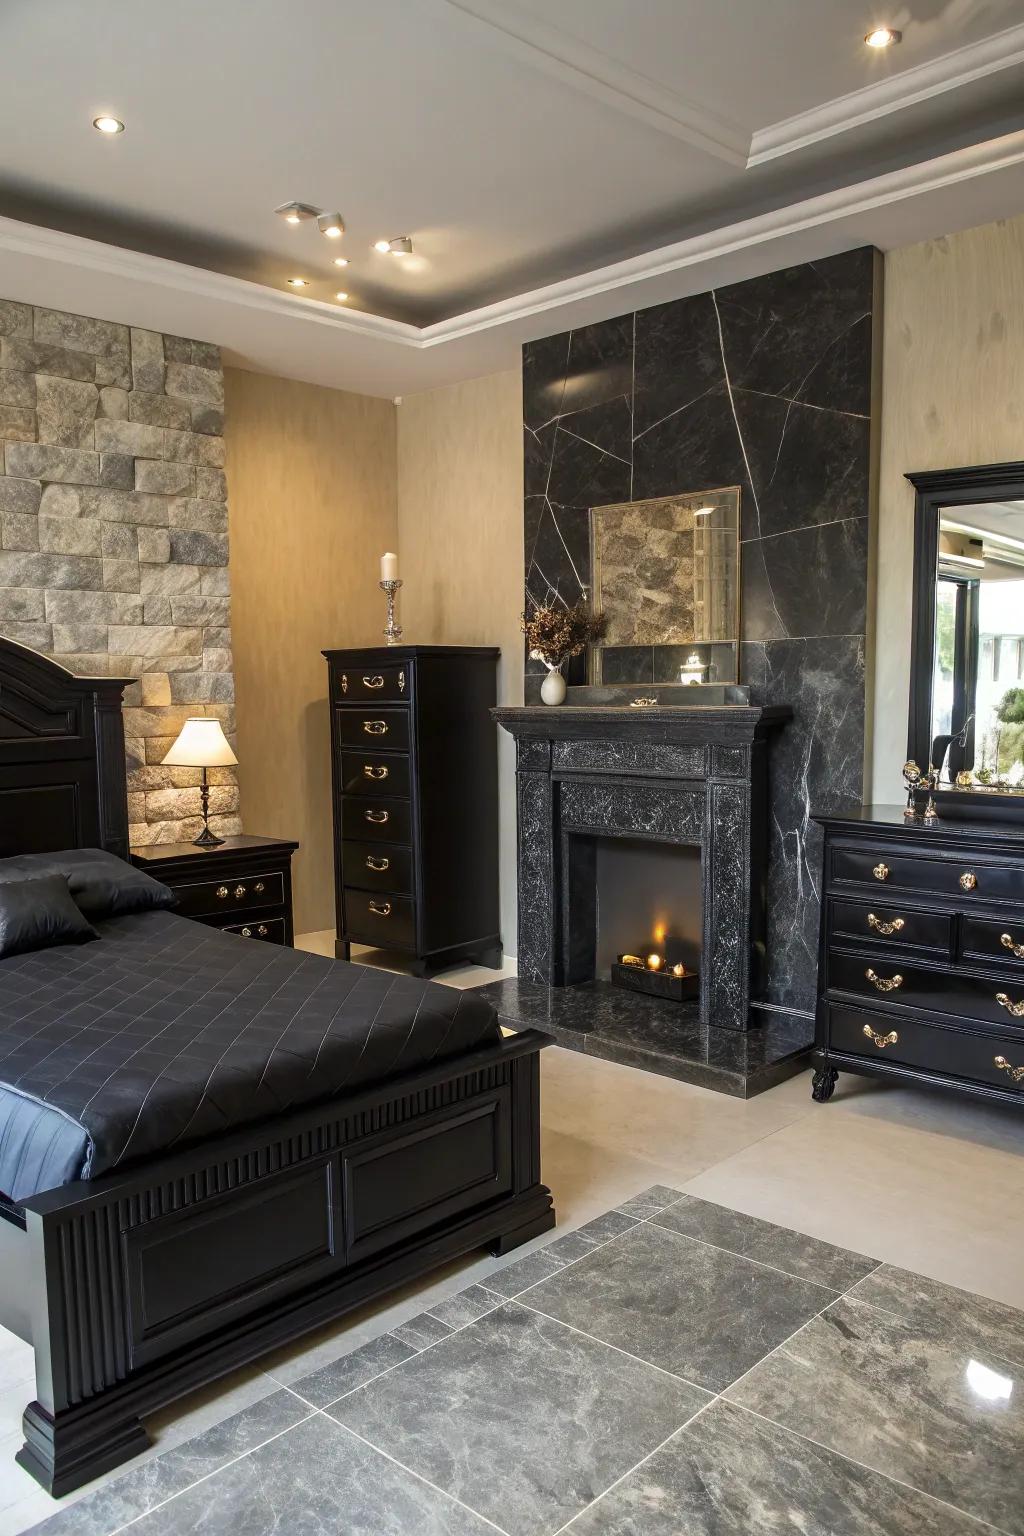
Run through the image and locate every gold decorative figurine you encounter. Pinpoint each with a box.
[901,759,921,819]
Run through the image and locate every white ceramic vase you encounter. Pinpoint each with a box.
[540,667,567,706]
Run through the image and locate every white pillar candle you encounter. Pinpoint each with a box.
[380,552,399,582]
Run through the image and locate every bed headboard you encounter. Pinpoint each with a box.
[0,638,131,860]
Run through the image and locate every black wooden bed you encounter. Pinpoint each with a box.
[0,639,554,1497]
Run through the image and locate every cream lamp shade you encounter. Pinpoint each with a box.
[162,718,238,768]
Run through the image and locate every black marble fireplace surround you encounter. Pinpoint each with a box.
[522,248,879,1019]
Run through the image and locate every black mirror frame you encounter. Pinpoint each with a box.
[907,459,1024,817]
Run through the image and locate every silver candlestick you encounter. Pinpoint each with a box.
[380,578,403,646]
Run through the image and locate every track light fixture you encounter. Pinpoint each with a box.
[275,202,319,225]
[374,236,413,256]
[317,212,345,239]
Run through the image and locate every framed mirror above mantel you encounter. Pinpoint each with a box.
[907,461,1024,817]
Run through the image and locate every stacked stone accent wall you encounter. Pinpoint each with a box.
[0,296,239,846]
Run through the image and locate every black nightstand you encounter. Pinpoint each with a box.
[131,835,299,946]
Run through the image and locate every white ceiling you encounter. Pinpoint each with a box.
[1,0,1024,396]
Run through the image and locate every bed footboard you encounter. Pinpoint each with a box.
[11,1030,554,1497]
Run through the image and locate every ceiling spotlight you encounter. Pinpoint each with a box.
[287,277,310,288]
[333,256,350,267]
[275,201,318,224]
[864,26,901,46]
[92,115,125,134]
[335,292,349,302]
[317,212,345,239]
[374,236,413,255]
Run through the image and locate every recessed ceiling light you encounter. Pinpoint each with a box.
[317,212,345,239]
[335,292,349,302]
[92,115,124,134]
[865,26,901,46]
[274,201,318,224]
[374,236,413,255]
[333,256,350,267]
[287,278,310,288]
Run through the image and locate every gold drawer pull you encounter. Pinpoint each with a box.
[254,881,265,894]
[868,913,905,936]
[994,1054,1024,1084]
[340,673,348,694]
[363,720,388,735]
[996,991,1024,1018]
[863,1024,899,1049]
[234,884,246,900]
[362,674,385,689]
[241,926,252,938]
[960,871,978,891]
[872,863,889,881]
[1001,933,1024,959]
[258,924,269,937]
[866,967,903,993]
[368,900,392,917]
[366,855,389,872]
[217,885,229,899]
[364,764,389,780]
[365,809,389,824]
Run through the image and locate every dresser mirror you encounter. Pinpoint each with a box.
[587,486,741,685]
[908,462,1024,808]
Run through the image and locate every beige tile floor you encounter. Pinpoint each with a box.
[1,942,1022,1532]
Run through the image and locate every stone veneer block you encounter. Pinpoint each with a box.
[0,300,32,339]
[0,478,42,515]
[130,390,190,430]
[4,441,101,483]
[130,328,166,393]
[35,376,99,447]
[135,460,194,496]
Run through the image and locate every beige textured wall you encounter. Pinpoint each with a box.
[873,215,1024,803]
[224,367,397,935]
[396,370,524,957]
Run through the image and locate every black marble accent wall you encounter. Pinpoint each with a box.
[522,248,880,1015]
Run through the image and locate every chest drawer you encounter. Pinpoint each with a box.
[223,917,287,945]
[343,889,415,948]
[336,665,407,703]
[828,949,1024,1029]
[830,847,1024,905]
[342,840,414,895]
[173,870,284,919]
[828,898,952,955]
[961,916,1024,972]
[336,708,409,751]
[827,1003,1024,1092]
[341,796,412,845]
[340,750,410,798]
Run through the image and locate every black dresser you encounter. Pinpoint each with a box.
[813,805,1024,1107]
[324,645,501,975]
[131,835,298,945]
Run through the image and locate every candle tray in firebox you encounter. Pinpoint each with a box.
[611,958,700,1003]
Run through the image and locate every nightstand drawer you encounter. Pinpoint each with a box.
[344,889,415,948]
[223,917,287,945]
[173,870,285,919]
[828,898,952,955]
[343,840,414,895]
[341,797,412,844]
[336,665,408,703]
[961,917,1024,972]
[829,949,1024,1028]
[340,750,410,798]
[828,1004,1024,1091]
[336,708,410,751]
[830,847,1024,904]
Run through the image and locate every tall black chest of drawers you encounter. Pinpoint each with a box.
[813,805,1024,1108]
[324,645,501,975]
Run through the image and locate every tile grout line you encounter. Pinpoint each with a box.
[508,1297,711,1395]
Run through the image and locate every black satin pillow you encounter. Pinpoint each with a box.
[0,849,175,920]
[0,874,98,960]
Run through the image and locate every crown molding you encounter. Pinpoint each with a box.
[749,21,1024,166]
[441,0,750,167]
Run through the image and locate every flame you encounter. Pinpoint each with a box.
[647,953,663,971]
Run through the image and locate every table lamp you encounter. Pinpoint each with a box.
[162,717,238,847]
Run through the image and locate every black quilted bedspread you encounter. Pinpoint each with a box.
[0,910,501,1203]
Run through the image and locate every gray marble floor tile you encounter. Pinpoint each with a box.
[614,1185,685,1219]
[118,1414,494,1536]
[541,1230,602,1265]
[288,1332,415,1409]
[24,1390,311,1536]
[569,1399,988,1536]
[426,1285,501,1331]
[484,1249,564,1299]
[727,1295,1024,1535]
[523,1222,836,1392]
[576,1210,638,1242]
[849,1264,1024,1369]
[652,1196,878,1290]
[330,1301,709,1536]
[391,1313,454,1352]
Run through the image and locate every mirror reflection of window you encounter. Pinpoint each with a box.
[933,501,1024,789]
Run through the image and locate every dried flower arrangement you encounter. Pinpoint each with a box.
[522,599,608,672]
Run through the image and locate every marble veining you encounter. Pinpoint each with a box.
[652,1196,880,1291]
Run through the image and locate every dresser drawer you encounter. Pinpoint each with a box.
[223,917,287,945]
[173,870,284,919]
[340,796,412,844]
[336,664,408,703]
[342,840,414,895]
[336,708,409,751]
[340,750,410,798]
[828,949,1024,1029]
[828,898,952,955]
[344,889,415,948]
[830,847,1024,905]
[827,1004,1024,1092]
[961,916,1024,973]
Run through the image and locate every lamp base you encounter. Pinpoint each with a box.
[193,824,225,848]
